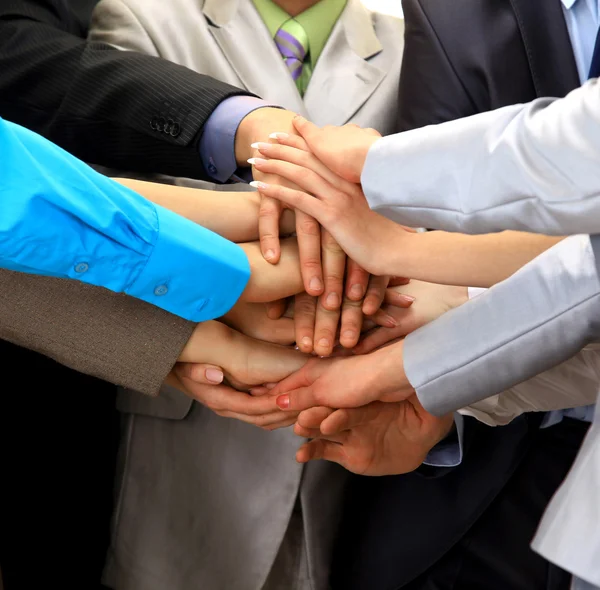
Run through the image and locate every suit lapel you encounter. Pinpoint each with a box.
[203,0,307,114]
[303,0,387,126]
[509,0,580,97]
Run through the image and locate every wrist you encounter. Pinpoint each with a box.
[179,320,235,364]
[371,339,413,400]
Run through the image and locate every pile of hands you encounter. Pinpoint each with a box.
[169,114,465,477]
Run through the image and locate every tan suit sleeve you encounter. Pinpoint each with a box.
[0,269,195,395]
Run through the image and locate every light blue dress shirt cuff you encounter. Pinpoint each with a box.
[200,96,278,182]
[126,205,251,321]
[422,412,464,467]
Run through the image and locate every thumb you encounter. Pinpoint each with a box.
[292,115,320,146]
[175,363,225,385]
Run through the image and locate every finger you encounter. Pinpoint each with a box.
[292,115,322,151]
[339,295,363,349]
[320,405,381,435]
[295,210,324,296]
[253,142,362,197]
[294,423,322,438]
[294,292,317,354]
[345,258,369,301]
[268,132,310,152]
[353,326,403,355]
[262,416,299,431]
[258,196,283,264]
[175,363,224,385]
[296,439,346,465]
[363,127,382,137]
[363,275,390,316]
[177,374,281,415]
[389,276,411,287]
[276,386,319,412]
[384,289,417,309]
[321,229,345,311]
[297,406,335,429]
[265,299,286,319]
[250,182,324,222]
[313,296,340,357]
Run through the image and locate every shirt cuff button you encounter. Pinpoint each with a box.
[154,284,169,296]
[74,262,89,273]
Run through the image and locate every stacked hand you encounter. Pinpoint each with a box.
[166,112,469,477]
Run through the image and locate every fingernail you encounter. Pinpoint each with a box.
[268,132,289,140]
[350,284,364,298]
[318,338,330,349]
[342,330,356,342]
[277,395,290,409]
[326,292,340,308]
[398,294,416,303]
[205,368,224,384]
[250,142,271,150]
[301,337,312,349]
[249,180,270,190]
[383,315,397,328]
[309,277,323,292]
[264,249,276,261]
[247,157,267,166]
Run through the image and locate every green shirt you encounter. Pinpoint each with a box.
[252,0,347,73]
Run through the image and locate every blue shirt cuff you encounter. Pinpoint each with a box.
[126,205,250,321]
[422,413,464,468]
[200,96,278,182]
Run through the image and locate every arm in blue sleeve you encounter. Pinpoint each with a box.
[422,413,464,468]
[199,96,279,182]
[0,117,250,322]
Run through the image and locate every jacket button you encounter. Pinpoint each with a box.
[156,117,166,132]
[170,123,181,137]
[150,117,158,130]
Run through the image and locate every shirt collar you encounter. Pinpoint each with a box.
[252,0,347,69]
[561,0,579,10]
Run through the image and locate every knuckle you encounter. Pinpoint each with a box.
[297,216,320,236]
[301,258,323,271]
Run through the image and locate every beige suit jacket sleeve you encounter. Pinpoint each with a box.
[0,270,195,395]
[362,78,600,236]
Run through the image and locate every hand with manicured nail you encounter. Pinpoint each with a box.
[268,339,415,414]
[174,320,310,430]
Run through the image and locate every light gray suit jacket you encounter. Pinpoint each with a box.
[361,77,600,585]
[362,78,600,236]
[89,2,405,589]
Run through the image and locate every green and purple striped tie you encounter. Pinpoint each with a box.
[275,19,309,94]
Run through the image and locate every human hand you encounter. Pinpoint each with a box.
[289,116,381,183]
[269,341,414,412]
[293,395,454,475]
[238,108,326,300]
[356,281,468,354]
[238,237,304,303]
[222,301,295,345]
[249,139,409,276]
[174,320,309,429]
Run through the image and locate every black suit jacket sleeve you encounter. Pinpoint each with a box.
[398,0,478,131]
[0,0,254,179]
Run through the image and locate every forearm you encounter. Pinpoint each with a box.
[394,230,562,287]
[0,270,194,395]
[404,234,600,416]
[113,178,294,242]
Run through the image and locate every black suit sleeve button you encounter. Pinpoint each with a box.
[157,117,166,132]
[170,122,181,137]
[150,116,158,130]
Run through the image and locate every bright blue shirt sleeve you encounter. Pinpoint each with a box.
[199,96,279,182]
[0,116,250,322]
